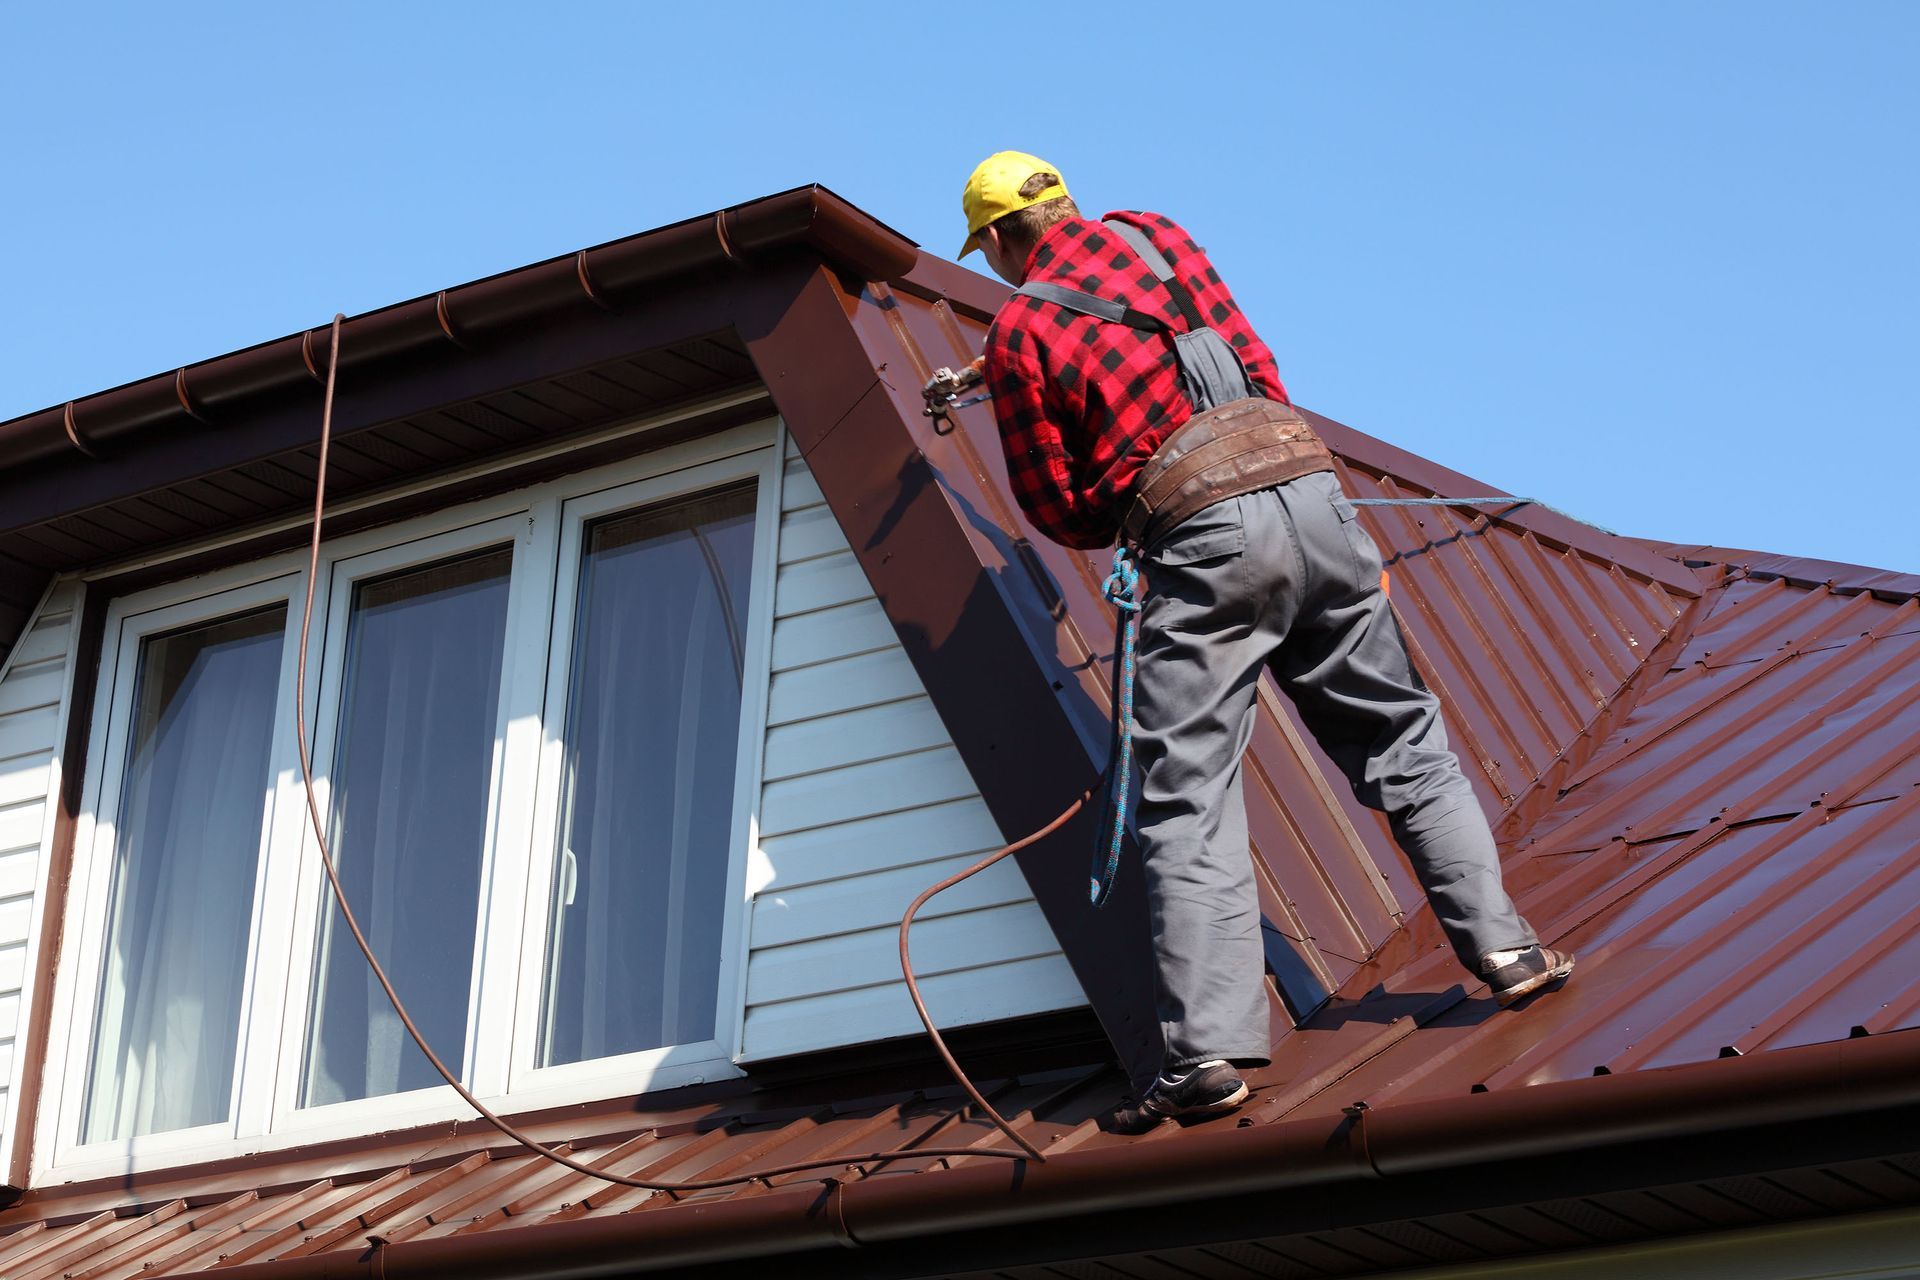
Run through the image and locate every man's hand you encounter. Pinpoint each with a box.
[922,357,989,421]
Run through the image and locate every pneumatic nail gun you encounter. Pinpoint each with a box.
[921,356,990,426]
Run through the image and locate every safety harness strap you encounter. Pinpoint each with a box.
[1013,219,1259,413]
[1015,279,1170,333]
[1102,219,1209,333]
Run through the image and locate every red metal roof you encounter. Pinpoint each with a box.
[2,196,1917,1278]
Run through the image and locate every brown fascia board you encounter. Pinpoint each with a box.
[152,1028,1920,1280]
[0,184,916,479]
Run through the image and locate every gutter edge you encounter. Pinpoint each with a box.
[161,1028,1920,1279]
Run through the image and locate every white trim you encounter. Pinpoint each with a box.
[35,418,782,1185]
[730,420,787,1063]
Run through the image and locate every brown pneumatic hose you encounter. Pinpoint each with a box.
[295,316,1082,1191]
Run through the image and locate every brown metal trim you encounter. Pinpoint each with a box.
[432,291,471,351]
[0,279,753,540]
[298,329,325,384]
[0,186,918,476]
[712,209,745,267]
[172,369,208,424]
[572,250,615,313]
[60,403,100,460]
[3,582,105,1195]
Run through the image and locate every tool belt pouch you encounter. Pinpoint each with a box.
[1121,398,1335,549]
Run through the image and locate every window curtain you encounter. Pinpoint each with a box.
[302,550,511,1106]
[540,487,756,1066]
[83,608,284,1143]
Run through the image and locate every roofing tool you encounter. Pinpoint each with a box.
[922,356,989,424]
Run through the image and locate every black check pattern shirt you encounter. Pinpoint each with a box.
[983,211,1289,549]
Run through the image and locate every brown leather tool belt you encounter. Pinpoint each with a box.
[1120,397,1335,549]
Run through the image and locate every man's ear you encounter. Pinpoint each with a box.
[980,223,1025,284]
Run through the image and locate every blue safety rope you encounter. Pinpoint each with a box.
[1092,546,1142,907]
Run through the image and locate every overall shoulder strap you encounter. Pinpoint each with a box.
[1015,279,1170,333]
[1102,218,1207,332]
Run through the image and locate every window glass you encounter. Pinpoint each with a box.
[83,606,285,1142]
[539,485,756,1065]
[301,548,512,1106]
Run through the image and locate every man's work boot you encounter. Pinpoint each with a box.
[1483,945,1576,1007]
[1107,1061,1250,1134]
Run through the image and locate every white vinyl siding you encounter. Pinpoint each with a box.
[737,440,1087,1061]
[0,580,82,1177]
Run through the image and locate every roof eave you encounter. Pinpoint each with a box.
[168,1027,1920,1279]
[0,185,918,473]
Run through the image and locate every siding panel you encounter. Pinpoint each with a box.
[766,647,925,726]
[739,451,1084,1061]
[760,746,977,837]
[0,803,45,857]
[776,505,850,565]
[756,797,1004,892]
[0,754,51,810]
[773,549,874,618]
[0,704,61,764]
[0,580,81,1179]
[0,850,36,900]
[0,663,63,717]
[769,599,897,671]
[741,954,1086,1060]
[761,697,952,783]
[6,611,74,669]
[752,856,1040,949]
[780,459,825,512]
[746,902,1061,1006]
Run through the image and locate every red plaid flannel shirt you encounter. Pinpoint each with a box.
[983,211,1289,549]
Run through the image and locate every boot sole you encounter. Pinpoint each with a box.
[1165,1081,1251,1117]
[1494,956,1576,1008]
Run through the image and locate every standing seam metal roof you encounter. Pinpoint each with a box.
[0,194,1915,1278]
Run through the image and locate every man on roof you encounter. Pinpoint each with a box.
[959,151,1574,1130]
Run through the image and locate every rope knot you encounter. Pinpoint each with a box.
[1102,545,1142,612]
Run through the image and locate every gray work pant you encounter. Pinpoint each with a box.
[1131,470,1538,1070]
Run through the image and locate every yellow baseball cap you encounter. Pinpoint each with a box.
[958,151,1071,258]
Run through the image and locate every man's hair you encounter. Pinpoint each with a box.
[991,171,1080,252]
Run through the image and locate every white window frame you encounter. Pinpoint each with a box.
[36,419,783,1182]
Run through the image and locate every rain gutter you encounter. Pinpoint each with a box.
[0,185,918,472]
[172,1028,1920,1279]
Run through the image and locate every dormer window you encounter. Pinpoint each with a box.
[43,426,778,1176]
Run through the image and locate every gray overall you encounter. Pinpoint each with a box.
[1020,222,1540,1071]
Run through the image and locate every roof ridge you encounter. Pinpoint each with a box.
[1634,538,1920,601]
[1493,566,1728,846]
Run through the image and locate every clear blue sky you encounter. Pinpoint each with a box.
[3,4,1914,570]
